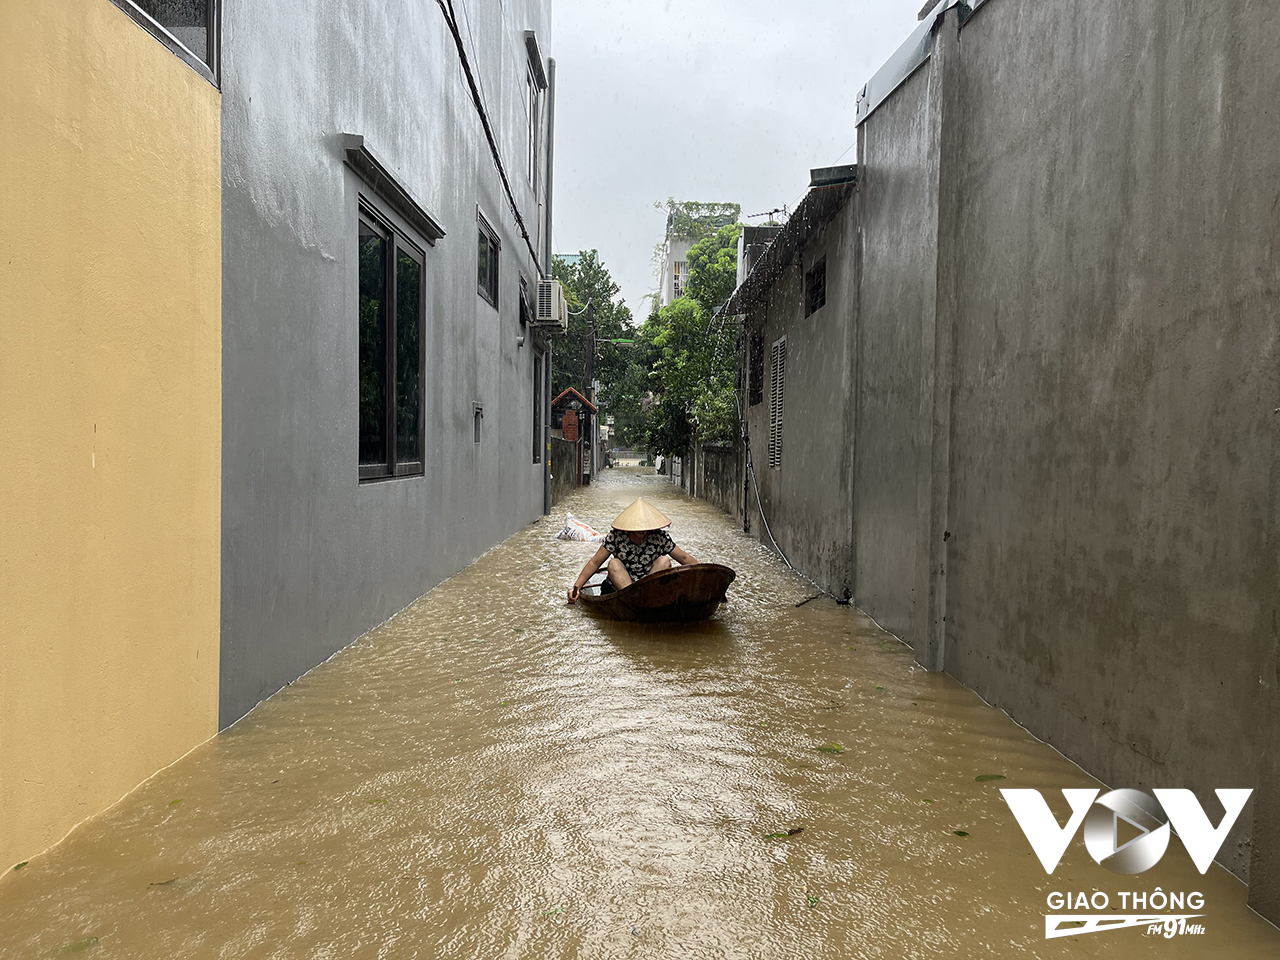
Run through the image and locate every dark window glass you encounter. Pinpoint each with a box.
[133,0,208,59]
[358,206,426,481]
[359,220,388,466]
[533,351,543,463]
[396,248,423,465]
[806,259,827,316]
[477,215,499,307]
[749,330,765,406]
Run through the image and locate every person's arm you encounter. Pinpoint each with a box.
[568,545,611,603]
[669,544,698,566]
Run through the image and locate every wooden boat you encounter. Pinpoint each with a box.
[579,563,737,623]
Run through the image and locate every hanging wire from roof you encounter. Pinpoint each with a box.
[436,0,543,274]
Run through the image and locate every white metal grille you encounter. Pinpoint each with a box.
[768,337,786,469]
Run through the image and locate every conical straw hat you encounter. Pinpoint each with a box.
[611,497,671,531]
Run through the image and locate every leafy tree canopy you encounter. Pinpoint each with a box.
[641,221,744,455]
[658,198,741,242]
[550,251,647,447]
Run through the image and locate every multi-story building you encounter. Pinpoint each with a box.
[2,0,556,870]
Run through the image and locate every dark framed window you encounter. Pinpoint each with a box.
[532,350,544,463]
[748,330,765,406]
[109,0,219,84]
[359,204,425,481]
[478,212,500,307]
[805,258,827,316]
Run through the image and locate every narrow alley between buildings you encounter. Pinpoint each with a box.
[2,469,1276,958]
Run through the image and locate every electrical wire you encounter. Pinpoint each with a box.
[436,0,543,274]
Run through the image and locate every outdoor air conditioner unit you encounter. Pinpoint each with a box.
[535,279,568,334]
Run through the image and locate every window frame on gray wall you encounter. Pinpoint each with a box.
[477,211,500,308]
[108,0,220,85]
[358,201,427,482]
[805,258,827,316]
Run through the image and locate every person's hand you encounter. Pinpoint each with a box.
[567,584,581,604]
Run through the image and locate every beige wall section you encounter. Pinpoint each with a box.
[0,0,221,868]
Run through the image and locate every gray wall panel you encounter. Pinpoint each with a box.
[221,0,553,725]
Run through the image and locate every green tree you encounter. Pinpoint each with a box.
[642,222,743,456]
[550,251,645,445]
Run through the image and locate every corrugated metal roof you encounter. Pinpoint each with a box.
[719,174,856,318]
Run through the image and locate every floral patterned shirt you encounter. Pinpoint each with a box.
[603,528,676,582]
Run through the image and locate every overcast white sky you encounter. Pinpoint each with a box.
[548,0,922,320]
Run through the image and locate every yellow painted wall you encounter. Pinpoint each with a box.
[0,0,221,868]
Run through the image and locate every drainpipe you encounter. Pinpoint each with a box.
[542,58,556,516]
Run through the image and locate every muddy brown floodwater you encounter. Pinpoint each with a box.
[3,468,1278,958]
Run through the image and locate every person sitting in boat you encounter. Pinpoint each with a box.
[566,497,699,603]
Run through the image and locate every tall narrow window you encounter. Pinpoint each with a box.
[478,211,500,308]
[672,261,687,300]
[748,330,765,406]
[533,351,544,463]
[359,206,425,480]
[526,65,540,186]
[805,258,827,316]
[768,337,787,469]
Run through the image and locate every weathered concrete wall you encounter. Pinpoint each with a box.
[550,438,576,506]
[700,445,743,525]
[936,0,1280,882]
[740,206,857,598]
[220,0,553,725]
[853,60,939,638]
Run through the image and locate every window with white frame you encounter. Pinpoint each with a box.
[673,260,687,300]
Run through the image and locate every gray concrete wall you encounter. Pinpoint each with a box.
[700,445,743,525]
[740,208,857,598]
[220,0,554,725]
[935,0,1280,882]
[721,0,1280,899]
[853,61,939,642]
[550,437,576,506]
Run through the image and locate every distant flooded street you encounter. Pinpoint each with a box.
[2,468,1276,958]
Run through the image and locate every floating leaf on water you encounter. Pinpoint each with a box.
[922,799,935,804]
[12,861,28,871]
[500,701,509,707]
[816,743,844,754]
[543,906,563,916]
[168,799,183,807]
[975,774,1006,782]
[61,938,98,953]
[149,877,178,887]
[874,685,886,690]
[806,895,819,908]
[954,830,970,837]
